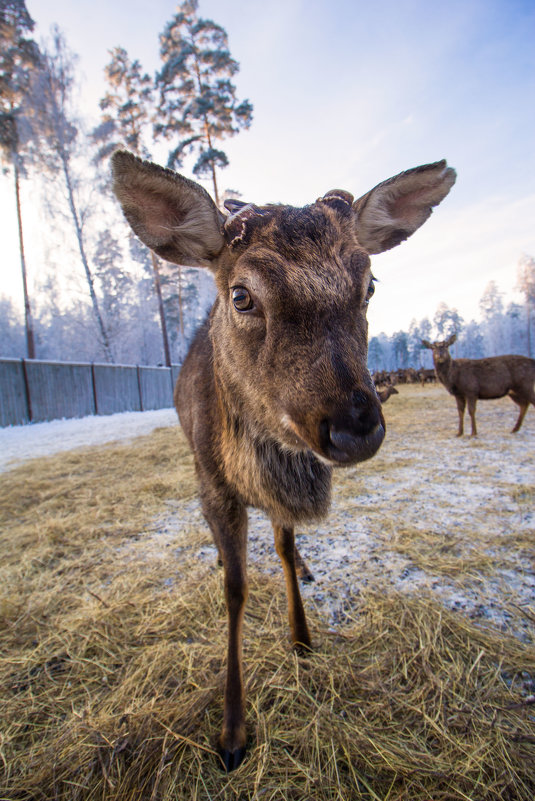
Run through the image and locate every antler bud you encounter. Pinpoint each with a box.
[223,200,269,247]
[316,190,355,216]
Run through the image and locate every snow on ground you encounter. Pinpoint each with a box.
[126,388,535,640]
[1,390,534,640]
[0,408,178,473]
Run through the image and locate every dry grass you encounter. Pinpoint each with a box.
[1,390,535,800]
[309,385,535,628]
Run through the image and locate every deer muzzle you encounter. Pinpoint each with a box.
[319,396,385,464]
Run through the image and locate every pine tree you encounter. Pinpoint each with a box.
[0,0,41,358]
[93,46,153,161]
[479,281,504,354]
[93,230,132,344]
[517,255,535,357]
[433,302,464,342]
[93,46,172,365]
[155,0,253,206]
[479,281,504,320]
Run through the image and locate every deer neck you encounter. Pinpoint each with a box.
[434,353,454,387]
[213,371,332,526]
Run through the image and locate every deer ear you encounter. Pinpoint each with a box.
[421,340,433,349]
[445,333,457,346]
[353,161,456,254]
[111,150,225,267]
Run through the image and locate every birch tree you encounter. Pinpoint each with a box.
[30,27,113,361]
[93,46,172,365]
[0,0,41,358]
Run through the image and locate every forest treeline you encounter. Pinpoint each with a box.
[368,275,534,372]
[1,0,250,366]
[1,1,534,370]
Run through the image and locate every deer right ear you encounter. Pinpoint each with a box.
[421,340,433,349]
[353,161,456,254]
[111,150,225,268]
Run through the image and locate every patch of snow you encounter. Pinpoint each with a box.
[0,408,178,472]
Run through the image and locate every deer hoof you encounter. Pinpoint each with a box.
[218,744,247,772]
[298,567,315,583]
[293,640,313,657]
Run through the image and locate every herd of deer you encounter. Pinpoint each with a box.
[112,152,535,771]
[373,366,436,387]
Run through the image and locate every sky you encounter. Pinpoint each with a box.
[2,0,535,337]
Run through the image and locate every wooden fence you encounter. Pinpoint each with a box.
[0,359,182,427]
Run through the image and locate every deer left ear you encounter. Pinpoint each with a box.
[111,150,225,268]
[353,160,456,254]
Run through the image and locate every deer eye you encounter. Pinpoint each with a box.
[232,286,254,312]
[365,278,376,305]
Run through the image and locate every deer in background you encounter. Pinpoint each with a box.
[377,384,399,403]
[112,151,456,771]
[422,334,535,436]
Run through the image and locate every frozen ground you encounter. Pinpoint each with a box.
[2,392,534,640]
[139,389,535,640]
[0,408,178,473]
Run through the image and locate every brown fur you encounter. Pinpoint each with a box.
[422,334,535,435]
[112,150,456,771]
[418,367,436,386]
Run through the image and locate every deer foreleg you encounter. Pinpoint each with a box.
[467,397,477,436]
[273,524,312,653]
[203,495,248,772]
[455,395,466,436]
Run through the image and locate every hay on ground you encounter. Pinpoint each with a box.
[1,390,534,800]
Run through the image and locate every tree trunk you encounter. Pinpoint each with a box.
[528,303,532,358]
[205,125,220,207]
[60,150,114,363]
[13,150,36,359]
[177,267,184,337]
[210,158,220,208]
[150,251,171,366]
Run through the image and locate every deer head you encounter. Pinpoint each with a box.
[112,152,455,466]
[422,334,457,365]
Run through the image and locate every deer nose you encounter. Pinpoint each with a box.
[319,392,385,464]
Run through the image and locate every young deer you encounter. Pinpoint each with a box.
[112,152,456,771]
[422,334,535,435]
[377,384,399,403]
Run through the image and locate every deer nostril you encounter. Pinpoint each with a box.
[351,394,382,436]
[319,418,331,451]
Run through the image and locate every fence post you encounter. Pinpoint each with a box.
[21,358,33,422]
[91,363,99,415]
[137,365,144,411]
